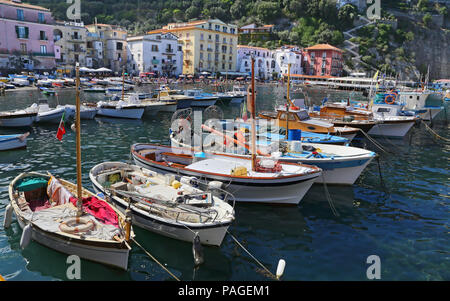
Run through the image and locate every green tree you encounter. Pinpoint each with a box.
[256,1,281,23]
[423,13,432,27]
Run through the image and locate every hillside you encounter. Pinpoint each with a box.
[26,0,449,80]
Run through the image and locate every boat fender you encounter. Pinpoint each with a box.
[20,224,32,249]
[59,217,95,234]
[3,204,13,229]
[192,232,204,267]
[276,259,286,280]
[180,176,198,187]
[208,181,223,190]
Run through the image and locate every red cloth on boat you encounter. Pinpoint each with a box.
[69,196,119,228]
[28,199,52,212]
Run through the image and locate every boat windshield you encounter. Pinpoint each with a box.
[296,110,310,121]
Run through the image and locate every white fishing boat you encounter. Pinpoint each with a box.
[131,143,321,205]
[228,85,247,103]
[0,105,38,128]
[184,89,218,107]
[368,103,418,137]
[397,90,443,121]
[36,99,66,124]
[5,172,132,270]
[61,104,97,120]
[90,162,235,246]
[0,132,29,151]
[155,86,194,110]
[96,100,144,119]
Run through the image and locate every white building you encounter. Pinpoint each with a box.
[273,46,303,77]
[236,45,275,80]
[127,31,183,77]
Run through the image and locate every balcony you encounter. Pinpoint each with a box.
[164,48,173,53]
[32,52,55,57]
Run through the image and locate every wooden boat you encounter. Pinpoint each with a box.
[0,132,29,151]
[258,106,360,142]
[90,162,235,246]
[308,102,379,133]
[131,143,321,205]
[0,105,38,127]
[6,172,132,269]
[95,101,144,119]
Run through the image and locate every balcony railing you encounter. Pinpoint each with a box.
[32,52,55,57]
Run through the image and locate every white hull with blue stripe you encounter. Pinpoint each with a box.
[0,133,29,151]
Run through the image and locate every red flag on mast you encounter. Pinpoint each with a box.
[56,112,66,141]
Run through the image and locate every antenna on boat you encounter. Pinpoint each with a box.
[75,62,82,216]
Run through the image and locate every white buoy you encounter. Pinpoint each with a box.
[3,204,13,229]
[20,224,32,249]
[71,123,76,132]
[276,259,286,280]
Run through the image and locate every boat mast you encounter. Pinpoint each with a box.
[286,63,291,137]
[251,57,257,172]
[75,63,82,214]
[122,66,125,101]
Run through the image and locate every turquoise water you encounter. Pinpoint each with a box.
[0,84,448,281]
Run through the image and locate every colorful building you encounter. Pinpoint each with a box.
[303,44,344,77]
[127,31,183,77]
[85,23,127,73]
[54,21,88,75]
[236,45,275,80]
[161,19,238,75]
[0,0,56,71]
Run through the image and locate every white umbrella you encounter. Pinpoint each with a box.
[79,67,94,72]
[95,67,112,72]
[201,71,210,75]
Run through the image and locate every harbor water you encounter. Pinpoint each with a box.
[0,85,448,281]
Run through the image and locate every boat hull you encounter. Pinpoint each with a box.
[0,135,27,151]
[37,108,65,124]
[132,151,319,205]
[190,99,217,107]
[97,107,144,119]
[368,120,415,137]
[0,115,36,127]
[91,183,230,246]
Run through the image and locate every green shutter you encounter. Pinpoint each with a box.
[15,26,19,38]
[25,27,29,39]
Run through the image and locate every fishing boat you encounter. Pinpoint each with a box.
[0,105,38,127]
[397,90,443,121]
[171,123,373,185]
[151,86,193,110]
[5,172,132,270]
[0,132,29,151]
[3,65,132,270]
[258,106,360,142]
[39,87,56,96]
[95,100,144,119]
[61,104,97,120]
[89,161,235,246]
[83,87,106,93]
[184,89,218,107]
[36,99,66,124]
[212,85,245,104]
[131,143,321,205]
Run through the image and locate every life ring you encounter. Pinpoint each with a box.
[385,90,397,105]
[290,106,300,111]
[59,217,95,234]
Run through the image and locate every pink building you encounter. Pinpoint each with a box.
[303,44,343,77]
[0,0,56,71]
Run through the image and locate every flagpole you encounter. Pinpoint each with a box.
[75,62,82,215]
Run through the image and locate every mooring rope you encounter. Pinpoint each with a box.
[321,173,339,217]
[420,119,450,142]
[357,128,390,154]
[131,238,180,281]
[226,230,277,280]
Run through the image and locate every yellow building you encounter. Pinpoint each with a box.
[161,19,238,75]
[85,23,127,73]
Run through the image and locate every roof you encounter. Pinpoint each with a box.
[0,0,50,11]
[305,44,343,52]
[282,74,335,79]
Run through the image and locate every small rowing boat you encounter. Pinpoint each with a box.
[90,162,235,246]
[0,132,29,151]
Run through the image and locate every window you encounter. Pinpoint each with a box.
[229,63,232,70]
[223,37,226,43]
[223,27,227,33]
[222,63,225,69]
[178,46,182,51]
[39,31,47,40]
[200,52,203,59]
[38,13,45,23]
[116,42,123,50]
[215,34,219,42]
[322,52,326,59]
[200,44,204,51]
[151,45,158,52]
[215,25,220,31]
[200,33,204,40]
[17,9,24,21]
[20,43,27,53]
[16,26,29,39]
[40,45,47,54]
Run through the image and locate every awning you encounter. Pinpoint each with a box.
[95,67,112,72]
